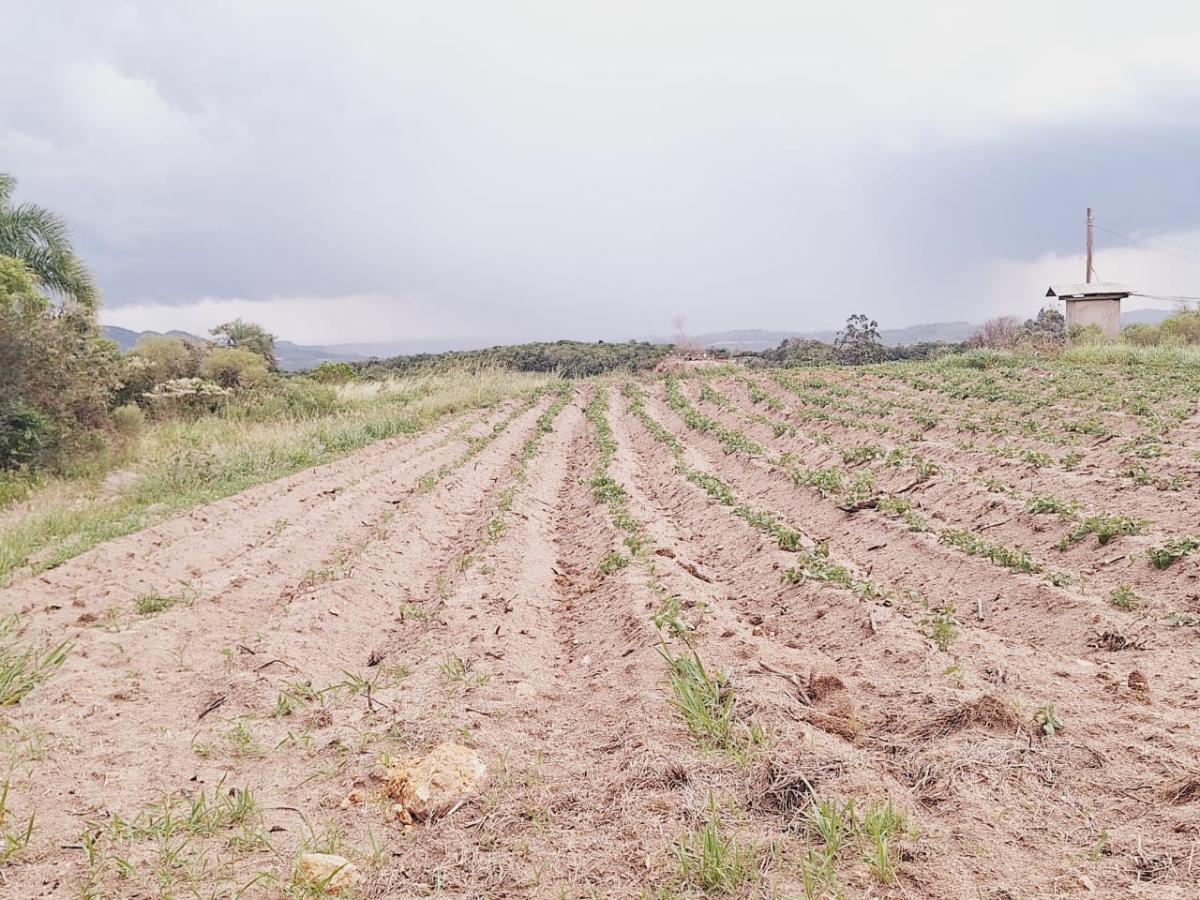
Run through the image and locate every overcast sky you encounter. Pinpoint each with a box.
[4,1,1200,344]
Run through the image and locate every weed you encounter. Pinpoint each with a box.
[860,800,908,884]
[133,588,193,615]
[439,654,491,687]
[807,797,856,857]
[0,615,71,706]
[674,799,758,894]
[659,646,738,751]
[0,779,35,864]
[226,719,263,758]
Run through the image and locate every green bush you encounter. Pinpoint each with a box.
[142,378,231,420]
[0,257,121,471]
[1159,310,1200,345]
[201,346,270,389]
[0,404,51,468]
[309,361,358,384]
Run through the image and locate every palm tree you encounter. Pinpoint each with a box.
[0,173,98,312]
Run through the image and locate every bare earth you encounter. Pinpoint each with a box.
[3,370,1200,898]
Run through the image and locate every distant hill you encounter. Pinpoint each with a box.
[1121,308,1175,325]
[102,326,364,371]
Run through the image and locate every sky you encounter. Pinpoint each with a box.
[3,1,1200,345]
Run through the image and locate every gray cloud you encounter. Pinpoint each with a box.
[3,1,1200,342]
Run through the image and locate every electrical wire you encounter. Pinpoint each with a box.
[1131,292,1200,302]
[1093,220,1200,266]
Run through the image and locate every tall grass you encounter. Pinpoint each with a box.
[1059,343,1200,367]
[0,370,558,586]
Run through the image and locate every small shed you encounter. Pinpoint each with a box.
[1045,283,1131,338]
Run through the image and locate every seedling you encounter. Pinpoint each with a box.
[598,551,630,575]
[1033,703,1063,737]
[924,603,959,652]
[1059,514,1146,549]
[1109,585,1142,610]
[1148,535,1200,570]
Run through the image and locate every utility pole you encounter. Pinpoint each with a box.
[1086,207,1094,283]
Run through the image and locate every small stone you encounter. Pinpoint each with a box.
[298,853,358,893]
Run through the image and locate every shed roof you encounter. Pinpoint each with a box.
[1045,282,1132,299]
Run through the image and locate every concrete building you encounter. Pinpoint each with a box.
[1045,283,1131,338]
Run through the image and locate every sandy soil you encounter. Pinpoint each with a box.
[2,374,1199,898]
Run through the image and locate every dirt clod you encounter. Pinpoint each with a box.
[386,742,486,824]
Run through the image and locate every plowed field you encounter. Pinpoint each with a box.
[4,360,1200,898]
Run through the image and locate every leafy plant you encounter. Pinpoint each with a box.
[598,551,630,575]
[1109,585,1142,610]
[1148,535,1200,570]
[924,604,959,652]
[1026,495,1078,517]
[1059,514,1146,549]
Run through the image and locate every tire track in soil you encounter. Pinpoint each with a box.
[634,381,1200,896]
[0,396,558,898]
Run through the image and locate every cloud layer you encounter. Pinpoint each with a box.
[3,1,1199,342]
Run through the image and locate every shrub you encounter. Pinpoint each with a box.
[201,346,270,389]
[1159,310,1200,345]
[309,361,359,384]
[967,316,1024,349]
[0,256,121,471]
[0,404,51,468]
[142,378,231,419]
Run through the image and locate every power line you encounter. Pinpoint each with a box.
[1131,292,1200,303]
[1099,216,1199,254]
[1092,220,1200,266]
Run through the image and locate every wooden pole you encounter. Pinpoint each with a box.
[1086,207,1094,283]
